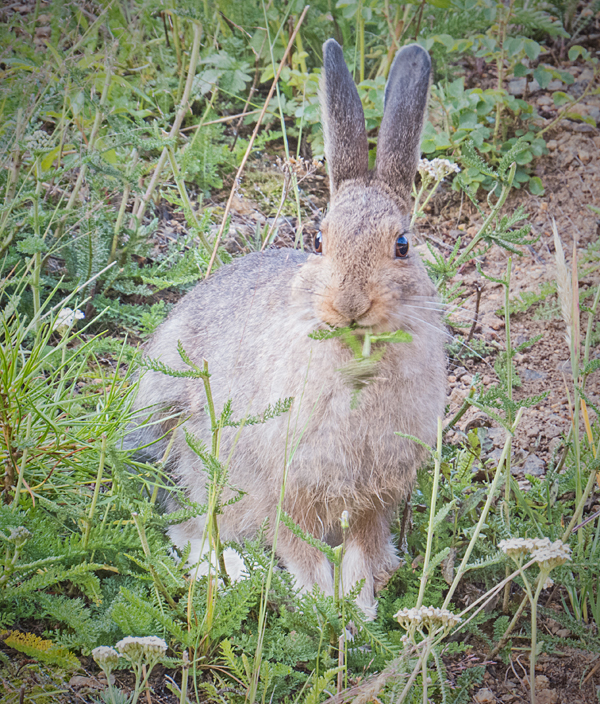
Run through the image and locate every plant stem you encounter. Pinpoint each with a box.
[109,148,138,263]
[443,407,524,608]
[502,258,513,613]
[205,6,309,278]
[133,20,202,226]
[417,417,442,609]
[450,163,516,271]
[11,414,32,510]
[166,146,215,260]
[82,434,107,548]
[493,0,515,152]
[57,49,114,237]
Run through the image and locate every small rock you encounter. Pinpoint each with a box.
[449,387,467,407]
[536,675,550,690]
[521,368,548,381]
[578,149,592,163]
[528,79,541,93]
[483,375,492,385]
[544,424,562,439]
[454,366,468,380]
[557,360,572,375]
[462,374,473,386]
[537,95,553,107]
[548,437,563,453]
[523,454,545,477]
[474,688,496,704]
[69,676,104,690]
[547,79,564,91]
[556,628,571,638]
[487,427,505,447]
[546,139,558,150]
[536,689,558,704]
[588,106,600,123]
[508,78,527,97]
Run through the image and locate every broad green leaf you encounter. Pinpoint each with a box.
[528,176,544,195]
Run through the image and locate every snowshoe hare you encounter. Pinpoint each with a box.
[131,40,446,619]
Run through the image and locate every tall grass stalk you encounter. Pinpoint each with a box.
[133,20,203,226]
[205,6,309,278]
[416,417,442,609]
[443,406,525,608]
[502,258,514,613]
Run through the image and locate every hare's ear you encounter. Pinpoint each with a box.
[375,44,431,200]
[320,39,369,195]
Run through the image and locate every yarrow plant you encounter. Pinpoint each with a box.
[499,538,571,704]
[52,307,85,335]
[411,158,461,227]
[93,636,168,704]
[394,605,462,641]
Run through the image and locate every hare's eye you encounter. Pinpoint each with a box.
[314,231,323,254]
[395,235,409,259]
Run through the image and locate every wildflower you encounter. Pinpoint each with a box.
[530,540,571,570]
[92,646,120,672]
[394,605,461,634]
[417,158,460,182]
[52,307,84,335]
[498,537,570,569]
[115,636,168,663]
[498,537,536,558]
[8,526,31,547]
[24,129,53,155]
[340,510,349,530]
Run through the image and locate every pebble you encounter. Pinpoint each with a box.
[521,368,548,381]
[547,140,558,150]
[537,95,553,107]
[508,78,527,97]
[474,688,496,704]
[523,454,546,477]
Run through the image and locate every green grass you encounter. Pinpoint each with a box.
[1,2,600,703]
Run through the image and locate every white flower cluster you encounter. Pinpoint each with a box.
[498,537,571,568]
[394,606,461,632]
[24,129,53,155]
[52,307,84,334]
[115,635,168,662]
[418,157,460,182]
[92,645,120,670]
[8,526,31,546]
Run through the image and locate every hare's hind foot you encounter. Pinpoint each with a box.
[169,521,248,582]
[341,511,400,621]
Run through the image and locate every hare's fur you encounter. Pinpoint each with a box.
[130,40,446,618]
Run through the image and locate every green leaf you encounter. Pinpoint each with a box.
[515,149,533,165]
[552,91,570,107]
[16,235,48,255]
[524,39,541,61]
[528,177,544,196]
[533,67,552,90]
[568,45,587,61]
[513,62,530,78]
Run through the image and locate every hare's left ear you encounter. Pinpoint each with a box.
[375,44,431,201]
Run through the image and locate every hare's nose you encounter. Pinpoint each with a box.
[332,290,372,323]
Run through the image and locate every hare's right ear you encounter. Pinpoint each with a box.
[375,44,431,201]
[320,39,369,195]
